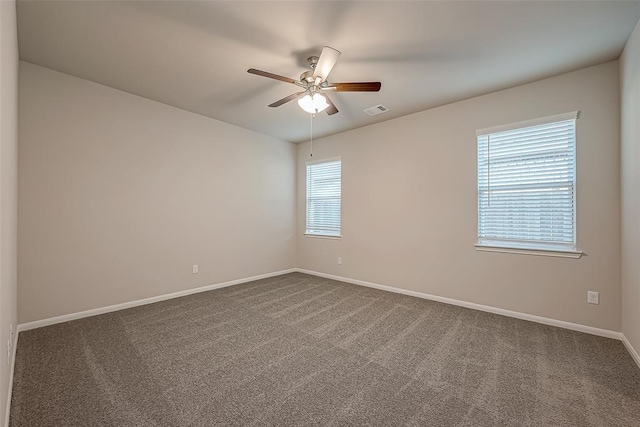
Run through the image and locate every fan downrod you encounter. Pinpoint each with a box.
[300,56,322,84]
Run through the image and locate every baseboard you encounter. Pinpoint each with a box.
[621,334,640,370]
[5,329,18,427]
[295,268,622,340]
[17,268,297,332]
[12,266,636,352]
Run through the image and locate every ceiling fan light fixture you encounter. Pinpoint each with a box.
[248,46,380,116]
[298,93,329,114]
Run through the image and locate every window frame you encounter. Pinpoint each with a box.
[475,112,583,259]
[305,157,342,239]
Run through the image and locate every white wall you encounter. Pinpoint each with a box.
[297,61,621,332]
[621,20,640,357]
[0,0,19,422]
[18,62,296,324]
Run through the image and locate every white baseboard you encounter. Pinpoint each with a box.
[294,268,622,340]
[16,266,625,341]
[17,268,297,332]
[621,334,640,369]
[12,265,637,354]
[5,328,18,427]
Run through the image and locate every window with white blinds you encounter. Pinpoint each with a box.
[306,159,341,237]
[476,112,579,254]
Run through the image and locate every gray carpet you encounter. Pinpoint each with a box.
[9,273,640,426]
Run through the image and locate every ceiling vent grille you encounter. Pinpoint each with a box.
[364,104,389,116]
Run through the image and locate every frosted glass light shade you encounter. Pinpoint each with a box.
[298,93,329,114]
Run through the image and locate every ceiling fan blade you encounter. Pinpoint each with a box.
[248,68,297,85]
[324,94,339,115]
[312,46,341,83]
[268,91,305,108]
[328,82,382,92]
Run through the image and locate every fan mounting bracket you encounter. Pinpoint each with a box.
[307,56,319,70]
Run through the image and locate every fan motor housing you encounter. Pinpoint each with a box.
[300,70,314,83]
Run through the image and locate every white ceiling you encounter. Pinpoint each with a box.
[16,1,640,143]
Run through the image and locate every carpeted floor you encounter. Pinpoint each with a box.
[9,272,640,426]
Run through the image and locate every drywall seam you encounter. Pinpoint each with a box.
[295,268,622,340]
[16,269,296,332]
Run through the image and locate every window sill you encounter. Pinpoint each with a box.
[475,242,583,259]
[304,234,342,240]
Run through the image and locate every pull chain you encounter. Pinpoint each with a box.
[310,113,314,157]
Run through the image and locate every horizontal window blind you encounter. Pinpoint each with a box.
[306,160,341,237]
[477,118,576,249]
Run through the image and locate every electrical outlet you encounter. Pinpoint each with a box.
[337,257,342,265]
[587,291,599,305]
[192,265,199,274]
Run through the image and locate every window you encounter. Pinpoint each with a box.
[476,112,582,258]
[306,159,341,237]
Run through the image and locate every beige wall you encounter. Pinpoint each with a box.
[0,0,19,422]
[621,20,640,355]
[18,62,296,324]
[297,61,621,332]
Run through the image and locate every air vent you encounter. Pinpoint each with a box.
[364,104,389,116]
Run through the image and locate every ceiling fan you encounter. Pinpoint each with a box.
[247,46,381,115]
